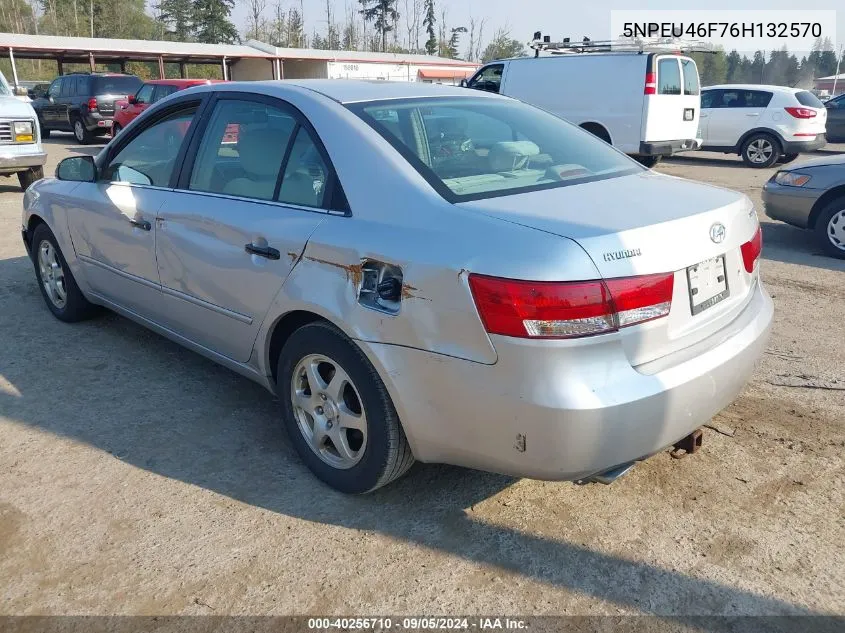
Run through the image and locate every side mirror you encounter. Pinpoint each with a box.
[14,86,28,97]
[56,156,97,182]
[127,95,136,104]
[459,79,468,88]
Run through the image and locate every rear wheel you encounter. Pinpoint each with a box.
[635,155,662,168]
[18,166,44,190]
[30,223,99,322]
[778,153,799,165]
[111,123,122,138]
[278,321,414,494]
[815,197,845,260]
[72,116,92,145]
[741,133,779,168]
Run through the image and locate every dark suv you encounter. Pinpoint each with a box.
[32,73,142,144]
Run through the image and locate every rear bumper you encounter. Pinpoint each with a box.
[762,181,821,228]
[361,281,774,481]
[82,111,113,131]
[639,138,702,156]
[0,150,47,173]
[780,134,826,154]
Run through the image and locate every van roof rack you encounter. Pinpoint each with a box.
[529,32,717,57]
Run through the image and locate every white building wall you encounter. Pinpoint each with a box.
[230,58,274,81]
[327,61,475,84]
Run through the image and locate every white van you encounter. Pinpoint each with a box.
[464,50,703,166]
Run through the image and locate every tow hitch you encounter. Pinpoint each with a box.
[670,428,704,459]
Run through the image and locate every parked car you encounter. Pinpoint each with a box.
[0,71,46,189]
[22,80,773,493]
[763,153,845,259]
[31,72,142,144]
[699,85,827,168]
[823,92,845,142]
[464,47,703,166]
[113,79,224,136]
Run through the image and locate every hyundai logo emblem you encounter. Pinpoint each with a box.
[710,223,726,244]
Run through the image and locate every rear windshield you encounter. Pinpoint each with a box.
[795,91,823,108]
[681,59,700,95]
[349,97,641,202]
[93,76,142,95]
[658,58,681,95]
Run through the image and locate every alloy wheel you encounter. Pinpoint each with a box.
[37,239,67,309]
[746,139,773,164]
[74,120,85,142]
[826,209,845,252]
[290,353,368,469]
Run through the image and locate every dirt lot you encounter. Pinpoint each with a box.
[1,134,843,617]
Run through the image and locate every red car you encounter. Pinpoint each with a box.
[112,79,225,135]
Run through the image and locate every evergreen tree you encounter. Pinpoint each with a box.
[359,0,399,52]
[156,0,193,41]
[423,0,436,55]
[725,50,742,83]
[192,0,239,43]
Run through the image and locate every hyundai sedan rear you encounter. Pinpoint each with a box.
[22,80,773,493]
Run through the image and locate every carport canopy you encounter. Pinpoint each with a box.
[0,32,280,85]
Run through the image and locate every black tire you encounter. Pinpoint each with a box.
[741,133,780,168]
[18,166,44,190]
[112,123,122,138]
[635,155,662,168]
[778,153,799,165]
[814,197,845,260]
[277,321,414,494]
[30,223,99,322]
[72,116,92,145]
[39,121,50,139]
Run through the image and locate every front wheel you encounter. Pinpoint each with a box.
[815,197,845,260]
[30,223,99,322]
[18,166,44,190]
[278,321,414,494]
[741,133,780,168]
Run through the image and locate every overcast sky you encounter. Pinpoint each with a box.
[230,0,844,56]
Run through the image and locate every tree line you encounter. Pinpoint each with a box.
[689,38,841,89]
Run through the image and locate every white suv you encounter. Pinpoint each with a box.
[699,85,827,168]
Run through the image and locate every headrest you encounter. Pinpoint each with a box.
[489,141,541,172]
[237,126,289,179]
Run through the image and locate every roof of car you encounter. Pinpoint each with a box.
[145,79,226,86]
[704,84,804,92]
[245,79,502,104]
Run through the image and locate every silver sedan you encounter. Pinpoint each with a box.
[21,80,773,493]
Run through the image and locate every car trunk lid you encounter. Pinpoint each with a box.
[460,171,762,367]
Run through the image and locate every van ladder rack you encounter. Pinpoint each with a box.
[529,33,717,57]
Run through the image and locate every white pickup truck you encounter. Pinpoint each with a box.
[0,71,46,189]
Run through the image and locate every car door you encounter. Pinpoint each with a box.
[65,99,202,320]
[698,89,718,142]
[826,94,845,141]
[56,75,76,128]
[154,93,334,362]
[40,78,63,126]
[705,89,761,147]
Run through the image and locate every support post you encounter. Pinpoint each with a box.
[57,58,64,76]
[277,59,284,80]
[221,57,228,80]
[179,61,186,78]
[158,56,165,79]
[8,48,19,87]
[119,60,126,74]
[88,51,96,72]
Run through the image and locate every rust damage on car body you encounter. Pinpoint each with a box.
[401,283,431,302]
[303,256,364,287]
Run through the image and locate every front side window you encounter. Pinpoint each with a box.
[135,84,155,105]
[189,99,297,201]
[48,79,61,99]
[468,65,504,94]
[351,97,640,201]
[657,58,681,95]
[104,106,197,187]
[681,59,699,95]
[153,85,178,102]
[701,90,718,109]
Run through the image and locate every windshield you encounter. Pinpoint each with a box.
[93,76,142,95]
[350,97,641,202]
[0,71,11,97]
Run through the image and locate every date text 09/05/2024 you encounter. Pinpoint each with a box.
[622,22,822,39]
[307,617,528,630]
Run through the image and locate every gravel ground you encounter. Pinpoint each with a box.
[1,135,843,617]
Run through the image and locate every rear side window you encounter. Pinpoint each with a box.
[657,59,681,95]
[60,78,73,98]
[795,91,823,108]
[746,91,773,108]
[75,76,89,96]
[681,59,699,95]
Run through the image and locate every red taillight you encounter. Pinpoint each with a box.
[468,272,674,339]
[741,226,763,273]
[87,97,98,111]
[784,107,816,119]
[644,72,656,95]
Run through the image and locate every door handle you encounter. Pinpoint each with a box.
[129,218,151,231]
[245,243,281,260]
[700,113,708,118]
[745,113,761,116]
